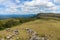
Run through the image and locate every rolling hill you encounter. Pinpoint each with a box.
[0,18,60,40]
[0,13,60,40]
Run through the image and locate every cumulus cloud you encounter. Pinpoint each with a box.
[23,0,57,13]
[0,0,59,14]
[24,0,49,6]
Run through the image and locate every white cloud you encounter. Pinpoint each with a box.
[23,0,57,13]
[24,0,49,6]
[0,0,58,14]
[54,0,60,4]
[15,0,20,3]
[46,2,55,8]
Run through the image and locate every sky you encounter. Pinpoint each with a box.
[0,0,60,14]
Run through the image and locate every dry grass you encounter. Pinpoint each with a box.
[0,19,60,40]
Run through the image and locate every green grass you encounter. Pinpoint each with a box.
[0,18,60,40]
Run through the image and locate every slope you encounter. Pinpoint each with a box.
[0,19,60,40]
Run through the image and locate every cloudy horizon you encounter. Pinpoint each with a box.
[0,0,60,15]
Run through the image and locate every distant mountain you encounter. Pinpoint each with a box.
[1,13,60,19]
[0,14,36,19]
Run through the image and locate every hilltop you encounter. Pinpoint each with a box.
[0,13,60,40]
[36,13,60,18]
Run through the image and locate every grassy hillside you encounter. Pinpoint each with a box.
[0,13,60,40]
[0,18,60,40]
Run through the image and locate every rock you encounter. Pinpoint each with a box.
[25,28,30,30]
[30,35,41,40]
[6,35,12,39]
[32,32,38,36]
[44,37,49,40]
[13,29,19,35]
[11,34,15,36]
[25,28,34,34]
[28,30,34,34]
[6,28,11,32]
[41,34,49,40]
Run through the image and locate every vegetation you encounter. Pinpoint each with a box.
[0,16,37,30]
[0,13,60,30]
[0,13,60,40]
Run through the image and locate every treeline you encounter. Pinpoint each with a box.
[1,13,60,30]
[0,19,20,30]
[0,17,38,30]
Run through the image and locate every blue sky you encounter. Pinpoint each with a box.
[0,0,60,14]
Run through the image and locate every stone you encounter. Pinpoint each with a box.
[30,35,41,40]
[32,32,38,36]
[25,28,34,34]
[6,28,11,32]
[44,37,49,40]
[6,35,12,39]
[13,29,19,35]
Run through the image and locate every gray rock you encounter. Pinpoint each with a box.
[32,32,38,36]
[30,35,41,40]
[25,28,34,34]
[13,29,19,35]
